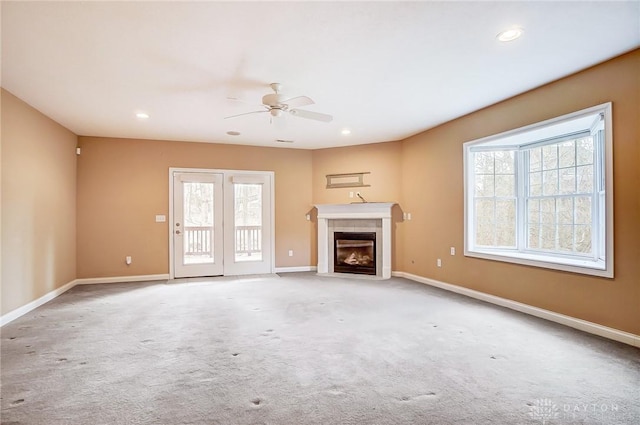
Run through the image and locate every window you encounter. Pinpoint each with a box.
[464,103,613,277]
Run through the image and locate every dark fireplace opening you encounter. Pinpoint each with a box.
[334,232,376,275]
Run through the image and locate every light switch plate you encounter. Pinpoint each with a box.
[155,215,166,222]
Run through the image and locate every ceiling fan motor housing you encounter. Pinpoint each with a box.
[262,93,287,107]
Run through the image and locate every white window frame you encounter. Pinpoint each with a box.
[463,103,613,278]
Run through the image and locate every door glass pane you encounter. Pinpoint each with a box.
[183,182,214,264]
[234,183,262,262]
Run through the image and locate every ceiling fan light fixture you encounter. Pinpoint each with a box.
[341,129,351,135]
[270,109,283,117]
[497,26,524,42]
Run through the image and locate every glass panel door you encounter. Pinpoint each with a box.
[224,174,273,275]
[173,172,223,278]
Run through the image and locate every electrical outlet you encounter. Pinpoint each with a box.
[450,247,455,256]
[407,212,412,220]
[288,250,293,257]
[349,191,354,198]
[305,214,311,221]
[126,256,132,265]
[437,258,442,267]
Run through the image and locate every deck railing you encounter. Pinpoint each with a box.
[184,226,211,255]
[235,225,262,254]
[184,225,262,256]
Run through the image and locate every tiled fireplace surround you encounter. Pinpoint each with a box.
[315,203,394,279]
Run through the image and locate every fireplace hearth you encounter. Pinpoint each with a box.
[334,232,376,275]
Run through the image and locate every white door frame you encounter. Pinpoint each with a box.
[168,167,275,279]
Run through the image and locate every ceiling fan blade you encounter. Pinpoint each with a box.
[224,110,268,119]
[227,97,265,109]
[281,96,314,108]
[289,108,333,123]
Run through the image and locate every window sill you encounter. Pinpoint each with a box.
[465,249,612,278]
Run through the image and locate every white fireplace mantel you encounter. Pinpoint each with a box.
[315,203,395,279]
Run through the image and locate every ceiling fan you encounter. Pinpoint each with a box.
[225,83,333,123]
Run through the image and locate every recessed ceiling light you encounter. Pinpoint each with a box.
[341,129,351,135]
[135,112,150,119]
[226,131,241,136]
[497,26,524,42]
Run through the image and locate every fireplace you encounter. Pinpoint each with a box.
[315,203,394,279]
[334,232,376,275]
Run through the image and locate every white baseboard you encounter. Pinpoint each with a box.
[1,274,171,326]
[75,274,170,285]
[393,271,640,348]
[1,279,79,327]
[274,266,318,273]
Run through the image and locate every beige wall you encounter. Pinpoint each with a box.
[76,137,313,277]
[1,89,77,316]
[311,141,404,270]
[76,137,402,278]
[400,50,640,334]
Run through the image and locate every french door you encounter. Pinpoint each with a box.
[222,173,273,276]
[173,172,224,278]
[171,169,273,278]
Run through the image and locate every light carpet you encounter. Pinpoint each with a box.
[1,273,639,424]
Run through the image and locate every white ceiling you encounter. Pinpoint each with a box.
[2,1,639,150]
